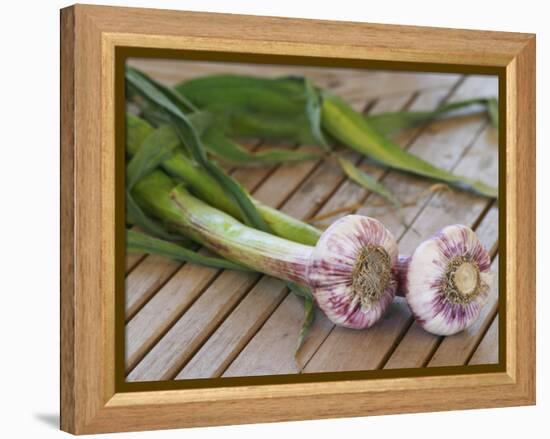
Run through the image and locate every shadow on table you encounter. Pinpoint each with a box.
[34,413,59,430]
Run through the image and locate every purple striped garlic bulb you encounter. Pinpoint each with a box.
[396,224,493,336]
[307,215,398,329]
[159,185,399,330]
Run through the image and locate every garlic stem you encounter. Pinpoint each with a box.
[132,170,399,329]
[394,255,411,298]
[170,185,313,284]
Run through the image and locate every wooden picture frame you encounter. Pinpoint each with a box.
[60,4,535,434]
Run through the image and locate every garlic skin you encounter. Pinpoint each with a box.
[403,224,492,336]
[308,215,398,329]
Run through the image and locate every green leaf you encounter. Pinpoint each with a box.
[366,97,496,136]
[126,193,185,241]
[126,66,270,233]
[286,281,313,300]
[126,112,154,154]
[304,77,330,150]
[176,75,306,116]
[175,74,327,146]
[127,229,250,271]
[202,129,320,165]
[187,111,214,136]
[337,157,401,207]
[125,113,187,242]
[285,281,315,357]
[126,114,244,220]
[487,98,499,128]
[126,124,181,189]
[128,66,197,114]
[199,156,271,230]
[322,92,497,198]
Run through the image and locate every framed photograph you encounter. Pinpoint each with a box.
[60,4,535,434]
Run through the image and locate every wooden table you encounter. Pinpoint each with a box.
[124,59,499,382]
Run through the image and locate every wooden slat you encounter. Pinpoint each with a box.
[468,315,499,365]
[427,255,500,367]
[225,75,497,377]
[384,206,498,369]
[128,270,260,381]
[125,255,182,320]
[177,277,290,379]
[125,252,145,273]
[125,259,220,371]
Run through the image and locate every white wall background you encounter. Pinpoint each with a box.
[0,0,546,437]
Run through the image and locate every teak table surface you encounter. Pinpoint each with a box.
[123,59,499,383]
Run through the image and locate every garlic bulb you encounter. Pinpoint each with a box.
[396,224,493,336]
[133,171,399,330]
[308,215,398,329]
